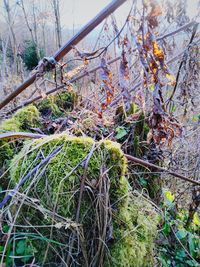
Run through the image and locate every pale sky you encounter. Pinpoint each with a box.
[0,0,198,41]
[0,0,198,28]
[58,0,199,29]
[59,0,132,29]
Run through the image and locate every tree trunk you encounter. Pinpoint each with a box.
[52,0,62,48]
[3,0,18,74]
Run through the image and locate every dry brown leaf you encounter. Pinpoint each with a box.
[153,41,164,64]
[147,0,162,28]
[98,58,114,117]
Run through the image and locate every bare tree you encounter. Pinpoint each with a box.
[3,0,18,73]
[52,0,62,48]
[17,0,40,59]
[17,0,34,42]
[32,0,38,46]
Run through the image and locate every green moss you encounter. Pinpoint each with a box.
[115,103,150,156]
[36,91,77,118]
[14,104,40,129]
[147,175,163,202]
[114,106,162,201]
[115,103,140,124]
[55,91,78,109]
[8,134,158,266]
[127,103,140,116]
[11,135,127,216]
[0,117,21,132]
[0,105,41,171]
[107,194,159,267]
[115,106,126,123]
[36,97,61,117]
[0,105,40,133]
[133,135,140,156]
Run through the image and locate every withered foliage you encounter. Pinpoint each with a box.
[149,88,182,147]
[132,1,182,147]
[61,0,195,148]
[119,37,132,110]
[146,0,162,29]
[2,0,198,150]
[98,57,115,118]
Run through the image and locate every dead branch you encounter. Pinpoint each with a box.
[0,132,46,140]
[125,154,200,186]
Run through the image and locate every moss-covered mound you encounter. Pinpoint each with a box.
[0,105,40,170]
[5,134,159,266]
[108,193,159,267]
[0,90,77,168]
[36,91,78,118]
[0,90,77,195]
[0,104,40,133]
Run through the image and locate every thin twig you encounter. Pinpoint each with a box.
[166,23,199,106]
[157,21,198,41]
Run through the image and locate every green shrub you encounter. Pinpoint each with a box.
[22,40,44,70]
